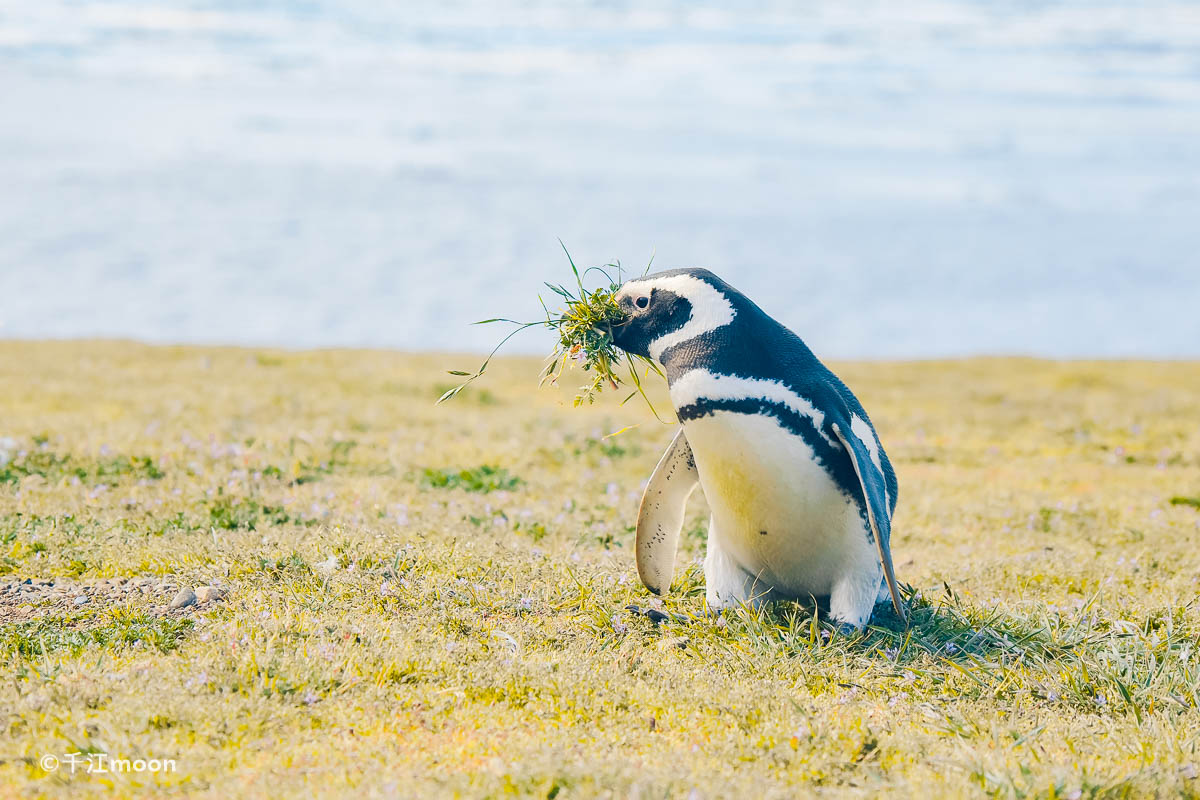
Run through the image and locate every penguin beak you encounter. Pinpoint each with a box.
[609,310,632,350]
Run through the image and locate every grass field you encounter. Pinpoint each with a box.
[1,341,1199,798]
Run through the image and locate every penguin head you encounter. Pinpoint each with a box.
[611,268,739,364]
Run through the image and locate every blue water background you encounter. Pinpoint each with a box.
[2,1,1198,357]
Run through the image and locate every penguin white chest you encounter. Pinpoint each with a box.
[680,410,870,597]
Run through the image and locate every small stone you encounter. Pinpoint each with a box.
[194,585,224,604]
[73,595,89,606]
[656,635,689,652]
[645,609,670,624]
[491,630,519,652]
[169,588,197,610]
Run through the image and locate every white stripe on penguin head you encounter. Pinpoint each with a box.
[619,273,737,362]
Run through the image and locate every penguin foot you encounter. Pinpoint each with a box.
[833,622,864,638]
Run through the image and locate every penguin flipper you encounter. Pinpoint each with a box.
[635,428,699,595]
[830,422,906,621]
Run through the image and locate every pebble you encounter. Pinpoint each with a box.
[73,595,89,606]
[194,585,224,604]
[625,604,683,625]
[491,630,519,652]
[656,635,689,652]
[169,588,197,610]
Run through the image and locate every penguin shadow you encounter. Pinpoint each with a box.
[671,579,1058,666]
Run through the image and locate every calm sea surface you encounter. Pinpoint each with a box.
[2,1,1199,357]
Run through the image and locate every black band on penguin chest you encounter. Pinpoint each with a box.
[674,396,869,531]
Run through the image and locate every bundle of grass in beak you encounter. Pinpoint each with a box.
[438,245,665,417]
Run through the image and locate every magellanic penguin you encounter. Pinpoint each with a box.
[610,268,905,631]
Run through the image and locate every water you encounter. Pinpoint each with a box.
[2,1,1199,358]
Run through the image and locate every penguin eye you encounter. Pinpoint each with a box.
[635,296,650,310]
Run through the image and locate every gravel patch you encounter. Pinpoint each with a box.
[0,577,229,624]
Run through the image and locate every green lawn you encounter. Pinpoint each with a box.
[1,341,1199,798]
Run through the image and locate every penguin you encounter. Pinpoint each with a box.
[609,268,904,631]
